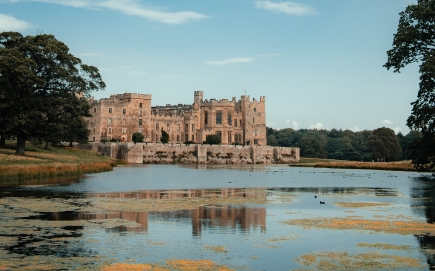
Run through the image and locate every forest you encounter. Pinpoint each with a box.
[266,127,421,162]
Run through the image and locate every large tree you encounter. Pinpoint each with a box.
[367,127,402,162]
[0,32,105,155]
[384,0,435,170]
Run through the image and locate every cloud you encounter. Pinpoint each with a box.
[349,126,360,132]
[382,119,393,124]
[205,58,255,65]
[392,126,402,134]
[9,0,208,24]
[0,14,34,31]
[254,1,316,16]
[309,122,323,129]
[81,53,103,56]
[286,119,299,130]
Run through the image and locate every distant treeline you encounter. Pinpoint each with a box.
[266,127,421,162]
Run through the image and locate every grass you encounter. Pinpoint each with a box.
[0,141,120,181]
[292,157,415,171]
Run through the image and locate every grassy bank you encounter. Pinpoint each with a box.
[0,142,120,181]
[292,158,415,171]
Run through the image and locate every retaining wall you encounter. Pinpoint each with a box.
[78,143,300,164]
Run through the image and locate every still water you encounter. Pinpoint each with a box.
[0,165,434,270]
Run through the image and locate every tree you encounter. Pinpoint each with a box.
[367,127,402,161]
[160,129,169,144]
[384,0,435,170]
[132,132,144,144]
[398,130,422,159]
[0,32,105,155]
[206,134,221,145]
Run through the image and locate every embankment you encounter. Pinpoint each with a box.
[78,143,300,164]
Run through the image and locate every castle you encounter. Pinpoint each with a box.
[86,91,266,145]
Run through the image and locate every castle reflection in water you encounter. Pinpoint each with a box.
[41,188,267,235]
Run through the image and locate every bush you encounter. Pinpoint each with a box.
[132,133,144,143]
[160,129,169,144]
[206,134,221,145]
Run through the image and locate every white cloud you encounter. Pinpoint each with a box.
[12,0,208,24]
[309,122,323,129]
[205,58,255,65]
[392,126,402,134]
[382,119,392,124]
[349,126,360,132]
[286,119,299,130]
[0,14,34,31]
[81,53,102,56]
[254,1,316,16]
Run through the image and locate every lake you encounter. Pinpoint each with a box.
[0,164,433,270]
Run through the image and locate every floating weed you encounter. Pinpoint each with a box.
[334,202,392,208]
[284,217,435,235]
[203,245,228,253]
[357,243,412,250]
[166,259,235,271]
[295,251,424,270]
[267,234,300,243]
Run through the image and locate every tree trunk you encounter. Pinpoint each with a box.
[16,132,27,155]
[0,134,5,148]
[45,141,49,149]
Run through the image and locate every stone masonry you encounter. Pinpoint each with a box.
[86,91,266,146]
[78,142,300,164]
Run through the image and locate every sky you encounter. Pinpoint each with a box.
[0,0,419,134]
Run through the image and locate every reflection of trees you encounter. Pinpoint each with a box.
[410,176,435,269]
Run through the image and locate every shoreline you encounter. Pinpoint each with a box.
[0,146,120,181]
[290,158,416,172]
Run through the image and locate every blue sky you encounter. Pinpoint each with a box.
[1,0,419,134]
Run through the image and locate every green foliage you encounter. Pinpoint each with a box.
[367,127,402,161]
[206,134,221,145]
[0,31,105,155]
[267,135,279,146]
[384,0,435,170]
[132,132,144,144]
[160,129,169,144]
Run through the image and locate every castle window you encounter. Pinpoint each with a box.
[139,110,142,116]
[216,111,222,124]
[235,119,237,127]
[109,108,112,113]
[254,108,257,112]
[228,113,232,126]
[255,129,258,136]
[177,124,180,131]
[122,119,126,126]
[185,134,188,142]
[122,128,126,134]
[108,118,112,126]
[94,108,96,113]
[185,124,188,131]
[139,103,142,108]
[191,135,195,142]
[93,137,95,142]
[156,123,159,130]
[93,128,95,133]
[108,128,112,134]
[123,109,126,114]
[254,139,258,145]
[192,124,195,131]
[253,118,255,123]
[216,131,222,139]
[204,111,208,125]
[139,119,142,126]
[228,132,232,143]
[177,135,180,142]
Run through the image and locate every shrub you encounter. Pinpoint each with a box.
[206,134,221,145]
[132,133,144,143]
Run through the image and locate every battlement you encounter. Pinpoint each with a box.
[202,98,237,107]
[194,91,203,96]
[110,93,152,100]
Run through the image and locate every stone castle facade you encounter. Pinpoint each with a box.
[86,91,266,145]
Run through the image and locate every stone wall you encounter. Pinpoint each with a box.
[78,143,299,164]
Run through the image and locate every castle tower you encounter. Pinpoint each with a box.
[194,91,203,109]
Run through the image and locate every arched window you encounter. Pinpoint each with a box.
[254,108,257,112]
